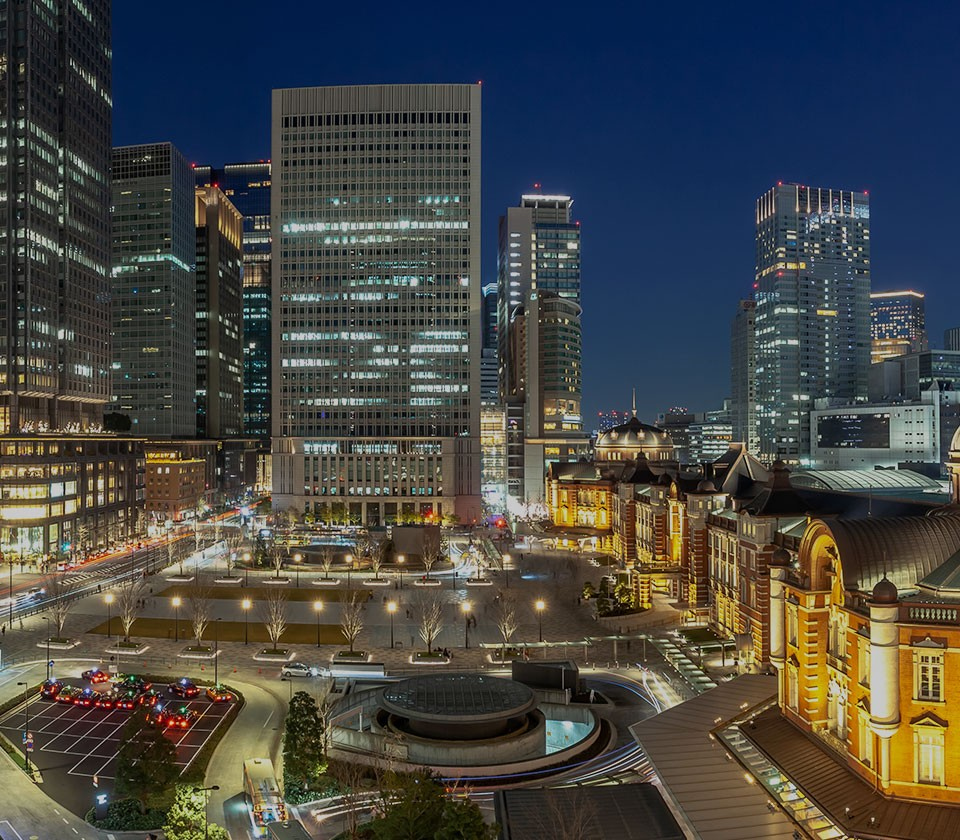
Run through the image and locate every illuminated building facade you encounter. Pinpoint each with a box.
[144,449,207,523]
[0,436,144,563]
[0,2,149,563]
[870,290,927,364]
[271,84,482,525]
[0,0,112,434]
[111,142,197,437]
[195,186,244,438]
[480,403,507,515]
[754,184,871,464]
[195,162,273,442]
[730,299,758,452]
[769,509,960,802]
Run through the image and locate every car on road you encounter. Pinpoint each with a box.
[74,688,99,708]
[56,686,82,704]
[41,679,64,699]
[82,667,111,684]
[205,684,233,703]
[114,674,152,694]
[168,678,200,698]
[280,662,317,678]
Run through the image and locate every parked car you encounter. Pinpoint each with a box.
[74,687,99,708]
[41,679,64,699]
[205,684,233,703]
[82,667,111,684]
[56,686,82,704]
[138,688,164,708]
[280,662,317,678]
[168,678,200,698]
[94,690,119,710]
[114,674,152,694]
[150,704,197,730]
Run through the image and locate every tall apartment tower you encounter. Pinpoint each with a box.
[870,290,927,364]
[0,0,146,561]
[195,163,272,441]
[0,1,112,433]
[195,186,244,438]
[497,193,586,509]
[111,143,197,437]
[754,184,871,464]
[730,299,758,452]
[271,84,482,525]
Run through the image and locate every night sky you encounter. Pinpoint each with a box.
[113,1,960,427]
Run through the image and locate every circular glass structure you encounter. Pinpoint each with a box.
[380,673,538,740]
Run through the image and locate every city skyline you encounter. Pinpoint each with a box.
[112,1,960,423]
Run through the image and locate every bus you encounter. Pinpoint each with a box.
[243,758,287,830]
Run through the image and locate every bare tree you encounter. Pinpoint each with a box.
[258,588,288,652]
[270,545,287,579]
[114,577,144,643]
[536,788,598,840]
[421,544,441,580]
[225,528,244,578]
[339,590,365,653]
[166,531,183,575]
[369,538,388,581]
[352,533,372,567]
[46,573,76,640]
[413,591,444,651]
[194,515,203,553]
[494,592,519,662]
[319,545,335,580]
[188,584,212,647]
[329,760,368,839]
[76,521,90,558]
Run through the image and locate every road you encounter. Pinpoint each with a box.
[205,678,287,840]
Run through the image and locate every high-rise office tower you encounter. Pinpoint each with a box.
[870,290,926,364]
[754,184,871,464]
[195,162,272,441]
[271,84,482,525]
[497,193,586,509]
[1,1,112,433]
[195,186,244,438]
[946,328,960,352]
[111,143,197,437]
[730,299,758,452]
[0,0,145,561]
[480,282,499,400]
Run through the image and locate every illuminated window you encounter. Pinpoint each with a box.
[915,728,944,785]
[915,651,943,702]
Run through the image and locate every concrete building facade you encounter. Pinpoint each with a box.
[271,84,482,525]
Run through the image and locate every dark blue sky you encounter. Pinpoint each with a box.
[113,1,960,426]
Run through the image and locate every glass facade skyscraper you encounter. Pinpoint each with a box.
[754,184,871,464]
[0,0,113,434]
[195,162,272,441]
[111,142,197,437]
[730,299,758,452]
[870,290,926,364]
[271,84,482,525]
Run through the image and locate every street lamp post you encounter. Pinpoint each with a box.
[346,553,353,588]
[242,598,251,645]
[387,600,397,649]
[294,552,302,588]
[7,554,13,629]
[535,599,546,643]
[213,618,221,687]
[461,601,472,649]
[42,617,51,682]
[503,554,511,588]
[105,593,114,638]
[314,600,323,648]
[172,596,181,642]
[17,681,30,774]
[193,784,221,840]
[397,554,405,590]
[243,551,251,587]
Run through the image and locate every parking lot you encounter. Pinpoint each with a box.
[0,680,234,814]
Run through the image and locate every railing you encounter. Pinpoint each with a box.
[904,604,960,624]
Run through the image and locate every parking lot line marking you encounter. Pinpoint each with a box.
[0,819,25,840]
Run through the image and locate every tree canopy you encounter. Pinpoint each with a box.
[115,709,179,813]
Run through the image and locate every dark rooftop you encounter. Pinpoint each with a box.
[747,707,960,840]
[380,673,536,723]
[494,784,685,840]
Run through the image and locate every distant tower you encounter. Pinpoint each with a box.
[731,299,758,452]
[945,327,960,352]
[754,184,871,464]
[111,143,197,437]
[870,290,926,363]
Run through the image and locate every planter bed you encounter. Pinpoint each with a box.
[253,649,294,662]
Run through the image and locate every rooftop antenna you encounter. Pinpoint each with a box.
[631,387,637,419]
